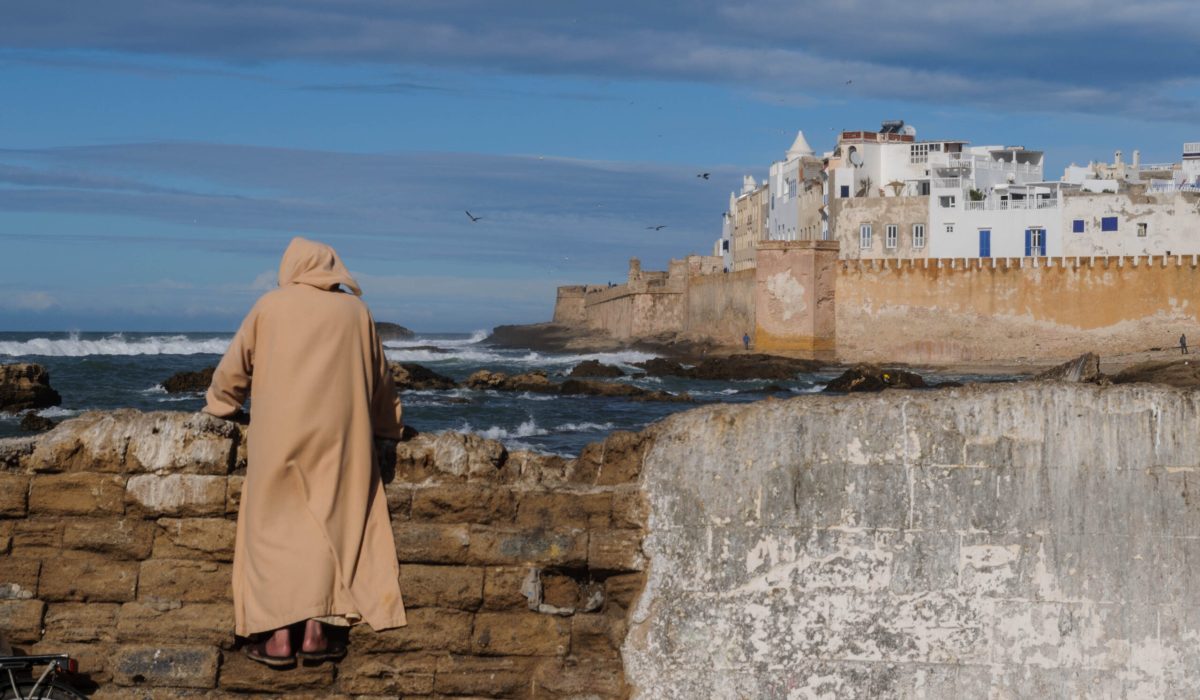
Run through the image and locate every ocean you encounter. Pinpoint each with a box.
[0,331,1018,455]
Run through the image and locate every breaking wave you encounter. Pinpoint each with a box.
[459,417,550,440]
[0,333,230,357]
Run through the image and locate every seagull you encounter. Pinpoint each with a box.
[697,173,710,180]
[845,79,853,85]
[465,210,482,222]
[646,225,667,231]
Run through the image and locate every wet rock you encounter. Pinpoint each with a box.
[635,354,822,380]
[568,360,625,378]
[375,322,415,341]
[823,364,927,393]
[558,379,691,403]
[1112,360,1200,388]
[0,363,62,412]
[19,411,55,433]
[487,323,625,353]
[465,370,557,393]
[161,367,215,394]
[389,362,458,391]
[1034,352,1104,383]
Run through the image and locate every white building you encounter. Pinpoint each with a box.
[766,131,825,242]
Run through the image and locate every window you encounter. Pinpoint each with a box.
[910,143,930,164]
[860,224,872,249]
[1025,228,1046,256]
[885,224,898,249]
[722,240,729,251]
[1101,216,1118,232]
[1138,223,1148,237]
[939,195,956,208]
[912,224,925,249]
[1073,219,1085,233]
[840,185,850,198]
[945,223,955,235]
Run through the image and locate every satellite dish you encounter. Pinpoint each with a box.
[848,147,863,167]
[1006,172,1016,183]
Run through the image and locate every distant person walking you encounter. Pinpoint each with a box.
[1181,333,1189,355]
[204,237,407,667]
[742,332,751,351]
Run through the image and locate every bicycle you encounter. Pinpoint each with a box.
[0,636,86,700]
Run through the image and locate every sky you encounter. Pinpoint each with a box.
[1,1,1198,332]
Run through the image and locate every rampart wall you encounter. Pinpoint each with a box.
[684,269,756,344]
[837,254,1200,363]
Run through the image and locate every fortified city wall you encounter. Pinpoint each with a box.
[5,383,1200,697]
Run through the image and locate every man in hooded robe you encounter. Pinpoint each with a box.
[204,237,406,666]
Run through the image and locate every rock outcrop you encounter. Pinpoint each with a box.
[18,411,55,433]
[0,363,61,412]
[568,360,625,378]
[1034,352,1104,383]
[1112,359,1200,388]
[466,370,689,402]
[374,322,415,341]
[162,367,216,394]
[822,363,927,393]
[465,369,558,393]
[388,362,458,391]
[635,354,823,380]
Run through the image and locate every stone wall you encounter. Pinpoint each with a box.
[683,269,756,346]
[626,382,1200,698]
[836,255,1200,363]
[0,410,650,698]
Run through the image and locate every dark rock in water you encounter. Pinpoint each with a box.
[401,345,450,354]
[558,379,691,403]
[1112,360,1200,388]
[19,411,56,432]
[823,364,927,393]
[0,363,62,411]
[376,322,415,341]
[569,360,625,378]
[487,323,624,353]
[465,370,557,393]
[635,354,822,380]
[162,367,216,394]
[1034,353,1104,383]
[389,362,458,391]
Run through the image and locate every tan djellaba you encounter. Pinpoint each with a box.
[204,237,407,636]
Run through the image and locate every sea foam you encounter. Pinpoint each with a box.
[0,333,230,357]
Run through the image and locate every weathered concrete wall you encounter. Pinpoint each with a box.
[627,382,1200,698]
[836,255,1200,363]
[631,292,685,338]
[1062,190,1200,257]
[754,240,838,358]
[552,286,589,325]
[833,195,930,259]
[0,410,650,698]
[683,269,756,345]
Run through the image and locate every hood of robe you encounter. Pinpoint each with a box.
[278,237,362,296]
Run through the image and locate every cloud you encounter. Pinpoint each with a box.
[0,291,58,312]
[1,1,1198,120]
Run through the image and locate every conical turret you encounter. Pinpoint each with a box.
[786,130,815,160]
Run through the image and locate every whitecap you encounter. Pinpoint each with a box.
[458,417,549,440]
[554,421,615,432]
[0,332,230,357]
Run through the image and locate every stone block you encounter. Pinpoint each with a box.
[0,474,29,516]
[218,648,334,692]
[410,484,517,524]
[29,640,114,685]
[482,566,535,611]
[152,517,236,561]
[125,474,227,517]
[434,654,537,697]
[62,517,156,559]
[0,598,44,643]
[533,657,627,698]
[467,526,587,567]
[0,557,39,599]
[568,442,602,485]
[471,611,570,656]
[349,607,472,653]
[397,564,483,609]
[117,602,235,647]
[42,602,119,643]
[28,473,126,516]
[138,559,231,604]
[603,573,645,610]
[386,483,413,519]
[10,519,64,557]
[595,430,649,485]
[588,529,644,572]
[335,652,436,695]
[430,431,507,479]
[516,491,611,529]
[111,644,219,689]
[570,612,622,657]
[225,475,242,514]
[39,553,138,602]
[393,522,471,563]
[0,521,11,554]
[610,487,648,529]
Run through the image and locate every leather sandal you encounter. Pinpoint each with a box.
[297,641,347,662]
[243,641,296,667]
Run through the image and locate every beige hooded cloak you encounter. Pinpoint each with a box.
[204,237,406,636]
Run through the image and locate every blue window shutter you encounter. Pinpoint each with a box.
[1024,229,1032,256]
[1102,216,1118,232]
[1073,219,1085,233]
[979,229,991,257]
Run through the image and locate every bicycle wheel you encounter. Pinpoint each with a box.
[0,679,88,700]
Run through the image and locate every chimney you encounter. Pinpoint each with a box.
[1132,150,1141,168]
[1114,150,1123,166]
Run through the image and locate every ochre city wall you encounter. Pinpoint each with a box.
[836,254,1200,363]
[683,269,755,345]
[0,410,650,698]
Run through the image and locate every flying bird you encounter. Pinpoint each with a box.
[697,173,710,180]
[845,79,853,85]
[646,225,667,231]
[465,210,482,222]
